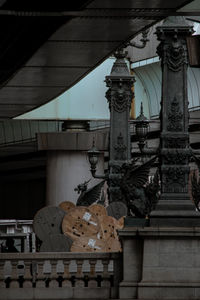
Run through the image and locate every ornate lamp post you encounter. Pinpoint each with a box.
[87,31,152,208]
[87,139,106,179]
[152,16,195,218]
[132,17,200,224]
[105,49,135,203]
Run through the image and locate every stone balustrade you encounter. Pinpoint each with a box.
[0,252,122,300]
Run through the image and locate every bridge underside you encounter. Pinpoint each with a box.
[0,0,194,118]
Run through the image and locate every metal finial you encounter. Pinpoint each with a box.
[136,102,148,122]
[92,137,95,147]
[140,102,144,116]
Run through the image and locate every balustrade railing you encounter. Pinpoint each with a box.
[0,252,122,299]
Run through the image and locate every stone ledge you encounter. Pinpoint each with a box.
[0,287,111,300]
[119,226,200,238]
[138,226,200,237]
[138,282,200,287]
[37,132,108,151]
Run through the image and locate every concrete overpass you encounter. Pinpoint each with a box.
[0,0,196,119]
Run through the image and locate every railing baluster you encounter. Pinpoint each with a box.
[0,252,121,298]
[9,260,18,288]
[56,260,64,287]
[43,260,51,287]
[17,260,25,288]
[50,260,58,287]
[36,261,44,287]
[69,260,77,287]
[63,259,71,287]
[23,261,32,287]
[31,261,38,288]
[4,261,12,288]
[82,259,90,287]
[102,259,110,287]
[88,259,97,287]
[75,259,84,287]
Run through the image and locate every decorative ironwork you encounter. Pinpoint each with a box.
[167,97,183,131]
[125,29,149,49]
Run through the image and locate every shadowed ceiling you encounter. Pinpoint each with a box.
[0,0,194,119]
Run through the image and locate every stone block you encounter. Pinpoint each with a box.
[142,267,200,283]
[159,238,195,253]
[138,286,195,299]
[122,238,142,282]
[143,253,159,267]
[73,287,110,298]
[143,239,160,253]
[119,281,138,299]
[158,252,194,268]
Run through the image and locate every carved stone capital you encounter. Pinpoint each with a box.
[156,17,193,72]
[105,80,134,113]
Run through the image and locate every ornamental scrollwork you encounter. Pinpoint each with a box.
[162,149,190,165]
[157,36,188,72]
[164,136,188,148]
[106,85,133,113]
[164,167,185,187]
[114,132,127,160]
[165,43,187,72]
[167,97,183,131]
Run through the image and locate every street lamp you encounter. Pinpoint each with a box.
[134,102,149,152]
[87,139,106,179]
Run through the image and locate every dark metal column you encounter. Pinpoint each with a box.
[105,50,134,202]
[154,17,195,215]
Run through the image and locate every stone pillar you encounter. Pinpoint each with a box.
[37,131,107,206]
[152,17,196,218]
[105,50,134,202]
[46,151,104,206]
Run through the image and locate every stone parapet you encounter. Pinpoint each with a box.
[119,225,200,299]
[0,252,121,300]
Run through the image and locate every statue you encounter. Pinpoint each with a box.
[75,180,105,206]
[120,157,160,217]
